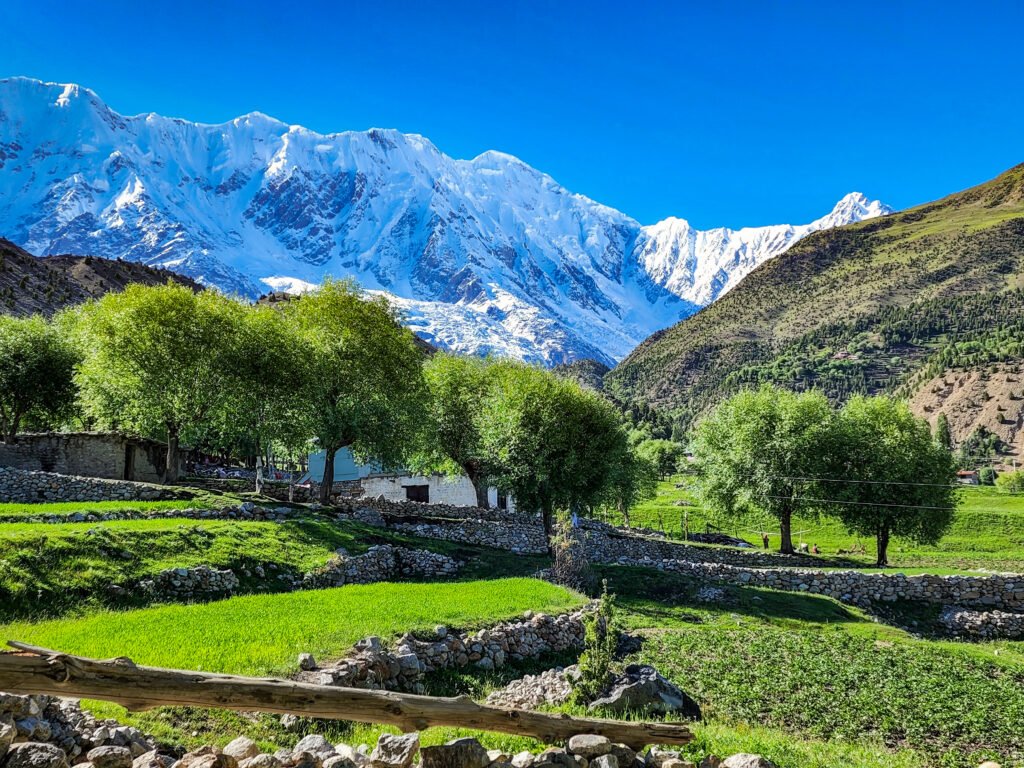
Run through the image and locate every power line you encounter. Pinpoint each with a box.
[780,475,959,489]
[765,494,956,512]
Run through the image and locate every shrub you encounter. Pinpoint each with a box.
[995,470,1024,493]
[571,580,619,704]
[979,467,997,486]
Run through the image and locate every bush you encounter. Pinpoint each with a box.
[571,580,619,704]
[548,514,594,593]
[995,470,1024,493]
[979,467,997,486]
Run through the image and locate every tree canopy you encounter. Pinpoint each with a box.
[286,279,429,503]
[0,314,78,442]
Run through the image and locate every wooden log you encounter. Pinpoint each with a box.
[0,642,691,749]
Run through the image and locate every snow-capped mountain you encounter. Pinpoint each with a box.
[0,78,893,365]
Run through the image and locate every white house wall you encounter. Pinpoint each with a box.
[361,473,515,511]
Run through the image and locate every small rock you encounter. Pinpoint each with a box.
[590,757,617,768]
[606,747,634,768]
[279,715,301,732]
[1,720,16,760]
[369,734,419,768]
[720,757,776,768]
[567,737,610,760]
[291,753,322,768]
[298,654,317,672]
[698,758,721,768]
[87,747,133,768]
[323,758,356,768]
[132,751,174,768]
[293,737,335,757]
[333,747,369,768]
[511,752,534,768]
[223,740,260,762]
[176,747,238,768]
[4,743,71,768]
[238,757,282,768]
[661,761,695,768]
[977,763,1002,768]
[420,739,490,768]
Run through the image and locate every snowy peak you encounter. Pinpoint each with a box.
[0,77,893,366]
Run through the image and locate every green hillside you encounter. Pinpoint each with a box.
[606,163,1024,433]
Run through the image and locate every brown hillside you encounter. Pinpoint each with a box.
[0,239,201,316]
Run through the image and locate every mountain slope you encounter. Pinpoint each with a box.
[606,163,1024,436]
[0,238,200,316]
[0,77,889,365]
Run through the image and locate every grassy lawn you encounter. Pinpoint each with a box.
[0,516,548,620]
[612,477,1024,572]
[0,577,582,675]
[0,499,216,519]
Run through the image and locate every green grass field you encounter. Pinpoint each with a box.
[0,499,216,519]
[609,477,1024,572]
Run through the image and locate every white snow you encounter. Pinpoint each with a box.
[0,77,894,366]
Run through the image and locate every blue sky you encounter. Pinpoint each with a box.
[2,0,1021,228]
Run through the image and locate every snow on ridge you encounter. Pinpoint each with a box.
[0,77,892,366]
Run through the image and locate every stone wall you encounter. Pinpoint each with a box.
[940,606,1024,639]
[0,467,184,503]
[306,608,588,693]
[609,554,1024,613]
[2,501,292,524]
[139,565,240,600]
[0,431,181,483]
[302,545,460,589]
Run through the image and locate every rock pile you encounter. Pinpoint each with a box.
[305,610,588,693]
[0,467,180,505]
[0,694,154,766]
[303,546,460,590]
[140,566,241,600]
[484,667,575,710]
[940,606,1024,638]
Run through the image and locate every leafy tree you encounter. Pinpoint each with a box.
[635,438,681,479]
[415,353,494,507]
[71,284,239,482]
[287,279,429,504]
[480,361,628,542]
[215,303,314,493]
[979,466,997,486]
[691,385,838,554]
[600,444,659,528]
[934,411,952,450]
[829,396,958,566]
[0,314,78,442]
[996,470,1024,493]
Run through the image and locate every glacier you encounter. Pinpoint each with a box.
[0,77,892,366]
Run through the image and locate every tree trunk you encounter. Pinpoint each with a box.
[779,509,794,554]
[876,525,890,567]
[1,409,21,443]
[165,426,180,484]
[466,467,490,509]
[320,446,337,505]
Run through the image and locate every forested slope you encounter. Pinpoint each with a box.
[606,164,1024,440]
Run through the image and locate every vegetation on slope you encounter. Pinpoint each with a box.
[606,164,1024,434]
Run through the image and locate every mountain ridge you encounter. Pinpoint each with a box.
[0,76,890,365]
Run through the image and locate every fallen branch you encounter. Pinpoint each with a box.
[0,642,691,749]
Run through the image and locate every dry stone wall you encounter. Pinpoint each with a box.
[0,467,183,504]
[302,545,460,589]
[139,566,240,601]
[940,605,1024,638]
[307,608,588,693]
[610,554,1024,612]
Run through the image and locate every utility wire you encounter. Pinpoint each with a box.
[780,475,959,489]
[765,494,956,512]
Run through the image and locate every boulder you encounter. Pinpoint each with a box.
[298,655,317,672]
[131,751,174,768]
[1,720,16,761]
[238,757,282,768]
[3,743,70,768]
[369,734,419,768]
[223,740,260,762]
[511,752,534,768]
[293,737,335,757]
[721,757,776,768]
[333,747,369,768]
[419,739,490,768]
[698,758,721,768]
[290,753,322,768]
[567,737,610,760]
[322,758,357,768]
[87,747,133,768]
[590,757,617,768]
[660,761,695,768]
[588,666,701,719]
[176,747,238,768]
[606,747,634,768]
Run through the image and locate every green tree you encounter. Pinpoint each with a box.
[995,469,1024,493]
[691,385,838,554]
[480,361,628,542]
[934,411,952,451]
[635,438,681,479]
[71,284,240,482]
[0,314,79,442]
[288,279,429,504]
[415,353,494,507]
[216,303,314,493]
[830,396,958,566]
[601,444,659,528]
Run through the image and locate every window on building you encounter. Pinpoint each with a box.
[497,491,508,510]
[405,484,430,503]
